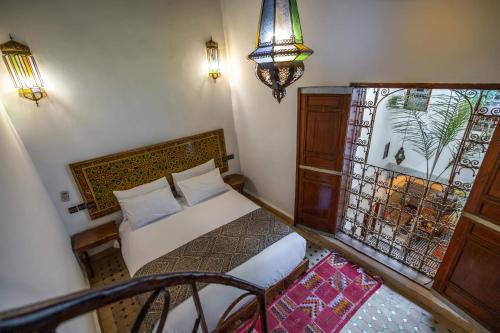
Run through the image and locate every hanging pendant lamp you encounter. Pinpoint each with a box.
[248,0,313,103]
[394,114,410,165]
[394,146,406,165]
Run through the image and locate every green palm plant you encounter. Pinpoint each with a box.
[387,92,472,181]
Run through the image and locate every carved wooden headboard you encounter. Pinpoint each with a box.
[70,129,228,220]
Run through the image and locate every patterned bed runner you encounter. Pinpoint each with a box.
[133,208,294,329]
[236,251,382,333]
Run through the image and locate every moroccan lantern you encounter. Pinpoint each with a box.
[206,38,221,81]
[0,35,46,105]
[248,0,313,103]
[394,146,406,165]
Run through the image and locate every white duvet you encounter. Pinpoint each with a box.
[119,189,307,332]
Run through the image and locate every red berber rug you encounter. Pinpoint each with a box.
[237,252,382,333]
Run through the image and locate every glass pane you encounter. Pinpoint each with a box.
[16,55,34,88]
[29,56,44,86]
[295,53,310,61]
[255,56,273,64]
[21,55,34,78]
[274,54,296,62]
[249,46,273,63]
[252,46,273,56]
[273,45,293,52]
[258,0,275,46]
[275,0,293,43]
[290,0,303,43]
[3,55,21,87]
[10,55,25,86]
[207,48,219,73]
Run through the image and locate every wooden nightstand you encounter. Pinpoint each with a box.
[71,221,119,278]
[224,174,245,193]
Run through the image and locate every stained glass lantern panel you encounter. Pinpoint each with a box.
[248,0,313,102]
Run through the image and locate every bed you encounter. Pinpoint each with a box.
[69,129,307,332]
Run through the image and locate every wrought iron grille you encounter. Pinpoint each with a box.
[340,88,499,278]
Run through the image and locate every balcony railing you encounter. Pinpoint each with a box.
[0,272,268,333]
[340,162,464,278]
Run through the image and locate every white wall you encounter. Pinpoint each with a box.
[0,0,239,234]
[0,101,96,332]
[1,0,499,233]
[221,0,500,216]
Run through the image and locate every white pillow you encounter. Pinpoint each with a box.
[113,177,169,201]
[117,187,182,230]
[177,168,228,206]
[172,159,216,194]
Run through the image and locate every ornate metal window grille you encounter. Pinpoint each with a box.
[339,88,499,279]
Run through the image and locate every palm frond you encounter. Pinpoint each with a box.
[429,94,471,149]
[390,109,436,159]
[388,91,473,181]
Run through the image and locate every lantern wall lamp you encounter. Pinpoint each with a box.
[0,35,46,106]
[206,37,221,81]
[248,0,313,103]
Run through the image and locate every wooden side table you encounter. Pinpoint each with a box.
[71,221,119,278]
[223,174,245,193]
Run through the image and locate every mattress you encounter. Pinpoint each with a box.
[163,232,306,332]
[119,189,307,332]
[120,188,259,275]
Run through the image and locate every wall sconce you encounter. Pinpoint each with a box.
[0,35,46,106]
[206,38,221,81]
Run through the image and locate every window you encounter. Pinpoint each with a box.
[404,88,432,111]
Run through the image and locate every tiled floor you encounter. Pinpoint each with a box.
[306,243,466,333]
[343,286,462,333]
[89,249,138,333]
[89,244,467,333]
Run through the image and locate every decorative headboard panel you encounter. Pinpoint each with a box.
[70,129,228,220]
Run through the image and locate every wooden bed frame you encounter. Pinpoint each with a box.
[219,259,309,332]
[68,129,310,331]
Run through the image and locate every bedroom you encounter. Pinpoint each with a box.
[0,0,498,332]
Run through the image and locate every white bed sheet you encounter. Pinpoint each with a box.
[120,188,259,275]
[164,232,306,332]
[119,189,307,332]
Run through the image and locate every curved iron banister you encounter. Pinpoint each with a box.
[0,272,268,333]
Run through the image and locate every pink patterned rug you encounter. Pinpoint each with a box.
[237,252,382,333]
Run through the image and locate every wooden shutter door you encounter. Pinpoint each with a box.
[295,89,352,233]
[434,124,500,332]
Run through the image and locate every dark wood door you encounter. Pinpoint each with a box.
[434,125,500,332]
[295,92,351,233]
